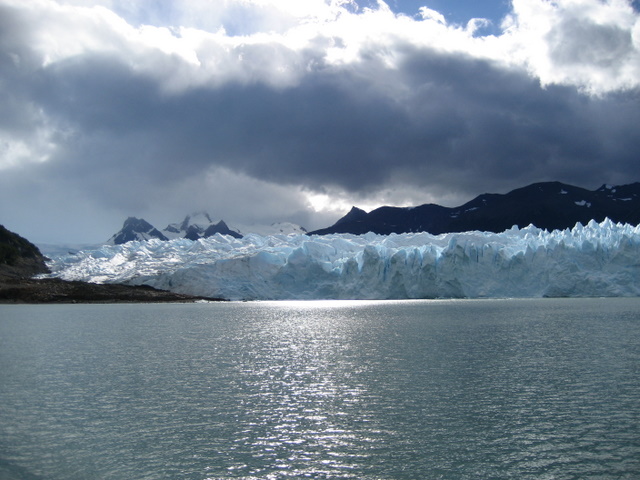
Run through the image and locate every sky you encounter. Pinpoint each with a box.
[1,0,640,244]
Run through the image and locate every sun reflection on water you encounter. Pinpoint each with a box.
[255,299,396,309]
[216,300,384,478]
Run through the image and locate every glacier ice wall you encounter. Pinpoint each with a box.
[46,219,640,300]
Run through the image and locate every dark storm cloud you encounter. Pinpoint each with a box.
[24,41,640,206]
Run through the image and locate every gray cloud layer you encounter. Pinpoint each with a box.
[1,0,639,243]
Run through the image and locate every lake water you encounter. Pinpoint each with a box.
[0,298,639,480]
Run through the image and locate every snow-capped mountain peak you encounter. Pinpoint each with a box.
[164,212,212,240]
[161,212,242,240]
[106,217,168,245]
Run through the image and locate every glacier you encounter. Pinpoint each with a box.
[44,219,640,300]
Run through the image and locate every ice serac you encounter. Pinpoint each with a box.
[47,219,640,301]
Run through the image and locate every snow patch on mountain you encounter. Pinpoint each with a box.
[47,219,640,301]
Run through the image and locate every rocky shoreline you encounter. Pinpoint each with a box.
[0,277,224,304]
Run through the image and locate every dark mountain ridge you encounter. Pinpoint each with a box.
[310,182,640,236]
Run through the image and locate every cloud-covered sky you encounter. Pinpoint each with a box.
[1,0,639,244]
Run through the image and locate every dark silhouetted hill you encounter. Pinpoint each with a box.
[0,225,50,279]
[310,182,640,235]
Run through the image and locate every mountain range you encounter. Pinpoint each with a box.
[309,181,640,235]
[107,212,307,245]
[107,181,640,245]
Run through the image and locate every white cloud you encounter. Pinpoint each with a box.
[504,0,640,94]
[0,133,55,170]
[0,104,59,170]
[10,0,639,95]
[419,6,446,25]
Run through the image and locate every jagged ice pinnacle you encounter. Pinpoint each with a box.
[45,219,640,300]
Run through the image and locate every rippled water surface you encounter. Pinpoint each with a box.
[1,298,639,479]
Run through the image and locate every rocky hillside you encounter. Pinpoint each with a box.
[0,225,50,279]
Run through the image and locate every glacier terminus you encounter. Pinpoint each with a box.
[45,219,640,301]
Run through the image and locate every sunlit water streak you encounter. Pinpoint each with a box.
[0,298,639,479]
